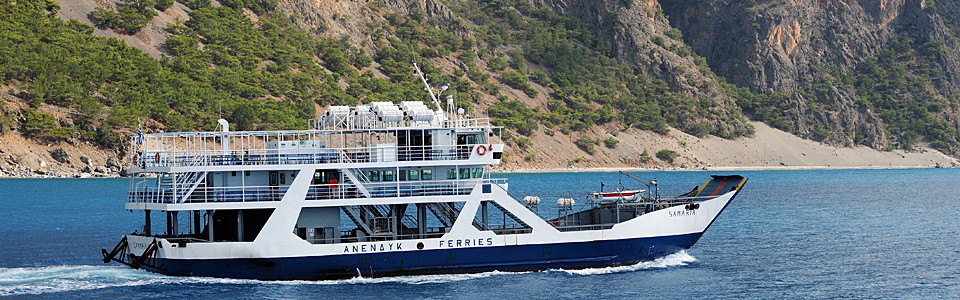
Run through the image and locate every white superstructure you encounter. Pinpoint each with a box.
[102,66,747,280]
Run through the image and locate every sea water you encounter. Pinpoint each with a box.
[1,169,959,298]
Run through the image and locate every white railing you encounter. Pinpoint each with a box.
[128,175,506,204]
[131,144,491,169]
[304,178,501,200]
[309,113,492,130]
[127,185,289,204]
[128,125,503,171]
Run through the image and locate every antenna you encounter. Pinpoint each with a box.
[413,63,442,110]
[413,62,449,125]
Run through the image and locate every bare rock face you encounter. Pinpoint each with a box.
[49,148,70,164]
[276,0,460,52]
[660,0,902,93]
[526,0,754,138]
[784,85,888,148]
[657,0,960,149]
[106,157,119,170]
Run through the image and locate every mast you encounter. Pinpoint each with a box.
[412,63,449,126]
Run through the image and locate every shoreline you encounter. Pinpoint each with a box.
[0,164,950,179]
[491,164,948,174]
[3,121,957,178]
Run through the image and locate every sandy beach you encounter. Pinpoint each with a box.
[495,121,959,173]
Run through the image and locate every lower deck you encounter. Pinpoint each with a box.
[104,174,746,279]
[125,175,746,248]
[140,233,701,280]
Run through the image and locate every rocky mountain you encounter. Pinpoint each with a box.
[1,0,959,176]
[221,0,960,154]
[659,0,960,151]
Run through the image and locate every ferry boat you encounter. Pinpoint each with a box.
[102,64,748,280]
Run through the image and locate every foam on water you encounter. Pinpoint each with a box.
[551,251,697,276]
[0,253,694,295]
[0,265,162,296]
[0,264,531,295]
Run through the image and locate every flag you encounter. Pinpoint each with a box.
[137,118,143,145]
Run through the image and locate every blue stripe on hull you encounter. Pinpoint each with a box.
[145,233,700,280]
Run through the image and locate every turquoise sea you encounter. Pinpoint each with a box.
[1,169,959,298]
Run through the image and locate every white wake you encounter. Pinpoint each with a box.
[0,252,694,295]
[0,265,525,296]
[551,251,697,276]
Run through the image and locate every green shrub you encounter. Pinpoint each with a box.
[656,149,679,162]
[515,137,532,149]
[488,56,507,71]
[50,127,75,139]
[651,35,665,46]
[87,0,158,34]
[574,136,600,154]
[155,0,174,10]
[488,100,538,136]
[664,28,683,40]
[603,137,619,148]
[24,109,56,137]
[500,71,528,89]
[640,148,651,162]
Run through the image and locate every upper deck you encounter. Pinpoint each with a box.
[128,113,503,174]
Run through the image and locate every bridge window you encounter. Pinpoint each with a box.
[383,170,395,181]
[447,168,456,179]
[367,170,380,181]
[457,133,486,145]
[473,168,483,178]
[409,169,420,181]
[459,168,470,179]
[313,170,340,185]
[422,169,432,180]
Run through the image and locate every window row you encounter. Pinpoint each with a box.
[361,168,484,182]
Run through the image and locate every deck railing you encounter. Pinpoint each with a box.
[127,185,289,204]
[128,178,506,204]
[132,145,491,169]
[309,115,493,130]
[128,125,503,170]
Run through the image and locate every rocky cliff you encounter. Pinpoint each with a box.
[659,0,960,151]
[273,0,960,153]
[2,0,960,177]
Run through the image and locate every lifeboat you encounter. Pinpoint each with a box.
[588,189,644,204]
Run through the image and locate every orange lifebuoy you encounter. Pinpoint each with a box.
[477,145,487,156]
[154,153,160,164]
[133,154,139,164]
